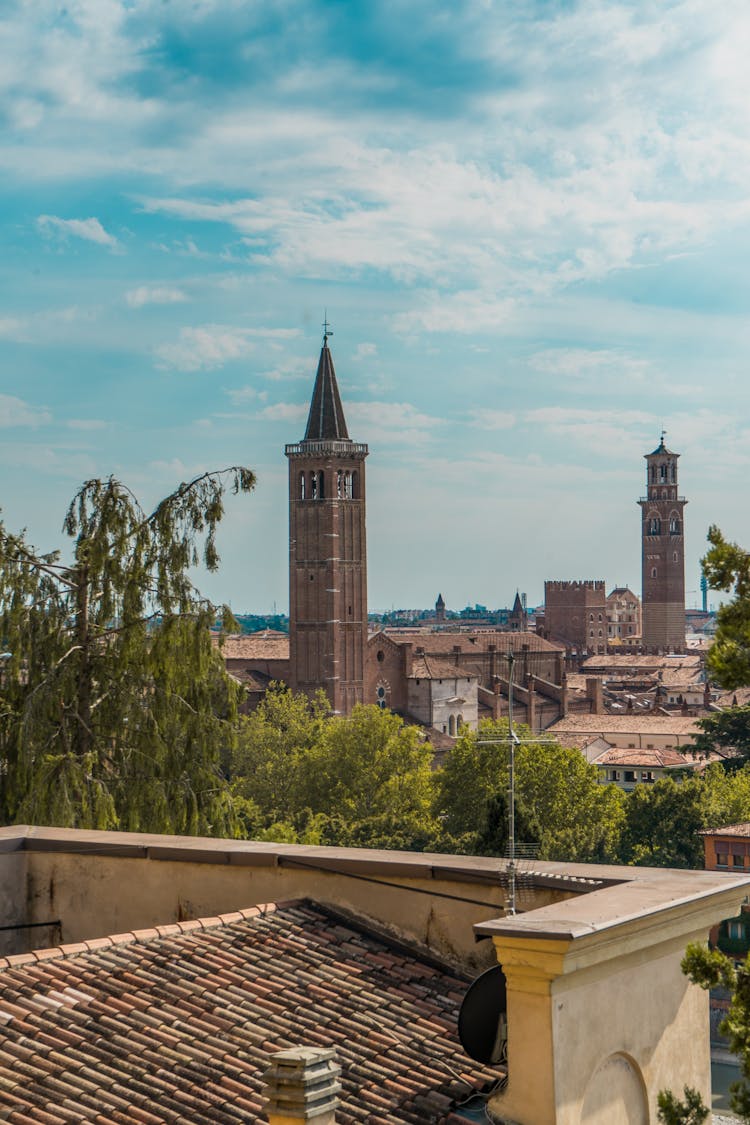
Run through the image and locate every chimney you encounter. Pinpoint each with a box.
[586,677,604,715]
[263,1047,341,1124]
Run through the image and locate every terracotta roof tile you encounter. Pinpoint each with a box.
[0,902,499,1124]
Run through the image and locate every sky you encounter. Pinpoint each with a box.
[2,0,750,614]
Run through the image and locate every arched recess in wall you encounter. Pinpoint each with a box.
[580,1051,648,1125]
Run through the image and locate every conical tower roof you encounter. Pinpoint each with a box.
[304,338,350,442]
[512,591,524,614]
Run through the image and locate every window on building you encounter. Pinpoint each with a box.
[376,650,385,662]
[728,920,745,939]
[669,516,680,535]
[648,517,661,535]
[624,771,636,783]
[448,715,456,736]
[660,464,667,481]
[651,567,657,579]
[351,471,359,499]
[734,854,746,868]
[716,847,729,867]
[299,472,306,499]
[310,473,318,500]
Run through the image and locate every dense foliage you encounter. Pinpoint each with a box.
[702,525,750,690]
[0,469,255,835]
[682,942,750,1121]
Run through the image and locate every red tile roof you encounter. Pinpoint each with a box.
[216,633,290,661]
[377,630,562,655]
[700,823,750,838]
[0,901,500,1124]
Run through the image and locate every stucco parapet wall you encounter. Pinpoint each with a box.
[475,866,750,970]
[0,825,613,895]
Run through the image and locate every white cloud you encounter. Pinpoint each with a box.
[256,403,308,423]
[0,317,29,342]
[37,215,119,249]
[525,406,655,458]
[66,418,107,431]
[530,349,652,382]
[354,342,377,360]
[125,286,188,308]
[469,409,516,431]
[346,401,442,445]
[155,325,299,372]
[0,395,51,428]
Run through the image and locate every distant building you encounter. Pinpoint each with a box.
[606,586,641,645]
[508,591,526,632]
[435,592,446,623]
[639,435,687,653]
[285,333,369,714]
[541,579,607,655]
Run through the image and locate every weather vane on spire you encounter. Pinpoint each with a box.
[322,311,333,343]
[660,427,667,445]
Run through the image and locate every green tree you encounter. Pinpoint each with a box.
[693,708,750,770]
[656,1086,709,1125]
[681,942,750,1121]
[232,692,439,849]
[702,525,750,690]
[433,720,625,862]
[621,776,706,868]
[0,468,254,834]
[232,683,329,825]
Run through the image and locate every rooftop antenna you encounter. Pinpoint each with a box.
[477,652,555,916]
[322,311,333,343]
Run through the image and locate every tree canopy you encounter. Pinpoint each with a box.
[0,468,254,835]
[703,525,750,690]
[433,719,625,863]
[231,688,439,849]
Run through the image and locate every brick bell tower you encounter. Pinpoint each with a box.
[285,328,369,714]
[638,433,687,653]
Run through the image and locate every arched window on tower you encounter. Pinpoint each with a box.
[669,515,681,535]
[651,567,658,579]
[337,470,343,498]
[318,471,325,499]
[670,462,676,483]
[648,517,661,535]
[448,715,456,737]
[310,472,318,500]
[660,464,667,481]
[345,471,352,499]
[352,470,359,499]
[299,472,306,500]
[650,465,656,483]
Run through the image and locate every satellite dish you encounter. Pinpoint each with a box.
[458,964,507,1066]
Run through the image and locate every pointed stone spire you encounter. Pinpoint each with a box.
[512,591,523,614]
[304,337,350,442]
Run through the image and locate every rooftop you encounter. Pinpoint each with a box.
[700,823,750,839]
[409,655,478,681]
[548,713,702,735]
[376,630,562,656]
[216,633,290,662]
[0,898,500,1124]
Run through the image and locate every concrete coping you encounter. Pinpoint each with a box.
[475,865,750,958]
[0,824,612,893]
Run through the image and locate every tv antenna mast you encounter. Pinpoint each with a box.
[477,651,554,916]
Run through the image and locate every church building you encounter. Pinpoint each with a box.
[285,330,369,714]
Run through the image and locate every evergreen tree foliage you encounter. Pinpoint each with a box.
[0,468,255,834]
[656,1086,709,1125]
[703,525,750,690]
[682,941,750,1121]
[693,707,750,771]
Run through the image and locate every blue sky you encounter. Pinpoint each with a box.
[2,0,750,613]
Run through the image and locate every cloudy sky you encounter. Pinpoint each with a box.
[2,0,750,613]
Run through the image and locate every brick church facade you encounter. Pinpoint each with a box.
[285,331,369,714]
